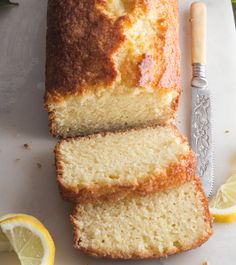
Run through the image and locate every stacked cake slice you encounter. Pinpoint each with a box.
[55,125,212,258]
[55,125,196,202]
[45,0,212,260]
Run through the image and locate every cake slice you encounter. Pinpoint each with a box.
[71,177,212,259]
[55,125,196,202]
[45,0,180,137]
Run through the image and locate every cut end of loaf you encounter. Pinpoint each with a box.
[46,88,179,137]
[71,178,212,259]
[55,125,196,202]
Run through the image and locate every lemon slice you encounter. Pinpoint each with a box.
[0,214,42,252]
[0,214,18,252]
[0,228,11,252]
[0,214,55,265]
[210,174,236,223]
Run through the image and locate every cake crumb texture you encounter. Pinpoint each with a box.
[72,178,212,259]
[56,125,196,202]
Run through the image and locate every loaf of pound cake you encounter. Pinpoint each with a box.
[45,0,180,137]
[55,125,196,202]
[71,177,212,259]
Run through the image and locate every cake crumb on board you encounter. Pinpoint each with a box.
[37,163,42,169]
[22,143,30,149]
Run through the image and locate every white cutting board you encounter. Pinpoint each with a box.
[0,0,236,264]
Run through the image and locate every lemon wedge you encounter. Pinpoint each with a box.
[210,174,236,223]
[0,214,55,265]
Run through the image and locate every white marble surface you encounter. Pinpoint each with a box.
[0,0,236,264]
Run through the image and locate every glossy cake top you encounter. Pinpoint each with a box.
[46,0,180,97]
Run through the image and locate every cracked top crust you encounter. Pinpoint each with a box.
[46,0,180,99]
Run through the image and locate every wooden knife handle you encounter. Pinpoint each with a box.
[190,2,207,64]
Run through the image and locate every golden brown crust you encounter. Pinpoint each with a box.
[55,124,196,203]
[44,95,58,137]
[46,0,180,97]
[194,176,213,233]
[46,0,125,96]
[71,177,213,259]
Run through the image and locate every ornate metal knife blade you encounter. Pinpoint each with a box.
[191,64,213,197]
[190,2,214,197]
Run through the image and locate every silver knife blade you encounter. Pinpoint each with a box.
[191,63,214,197]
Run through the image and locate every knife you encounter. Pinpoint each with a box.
[190,2,214,197]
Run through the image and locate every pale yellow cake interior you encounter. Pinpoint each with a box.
[49,88,178,137]
[73,181,211,256]
[58,126,189,188]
